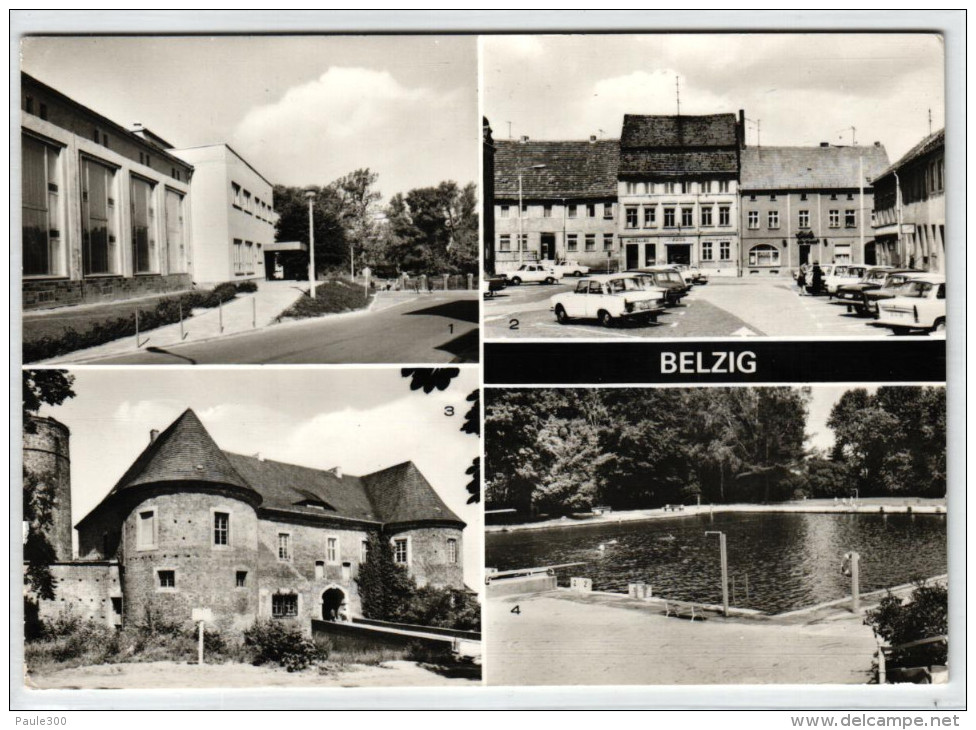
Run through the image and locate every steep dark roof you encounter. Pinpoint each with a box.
[621,114,738,149]
[619,149,739,177]
[224,453,379,524]
[494,139,619,199]
[874,129,944,181]
[740,145,891,190]
[363,461,465,528]
[107,409,251,496]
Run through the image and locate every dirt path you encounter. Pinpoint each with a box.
[26,660,479,690]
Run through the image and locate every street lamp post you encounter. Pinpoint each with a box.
[304,189,317,299]
[705,530,729,616]
[518,164,547,267]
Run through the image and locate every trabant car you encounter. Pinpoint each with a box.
[874,275,945,335]
[504,264,557,286]
[550,274,667,327]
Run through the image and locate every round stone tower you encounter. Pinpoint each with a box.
[23,415,73,561]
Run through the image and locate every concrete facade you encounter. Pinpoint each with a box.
[169,144,277,285]
[872,130,945,273]
[21,73,193,310]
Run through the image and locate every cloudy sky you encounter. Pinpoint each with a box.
[21,36,477,199]
[483,34,944,162]
[34,368,482,588]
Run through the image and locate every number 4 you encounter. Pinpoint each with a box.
[510,605,520,615]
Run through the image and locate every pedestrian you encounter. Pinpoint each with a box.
[811,261,824,295]
[796,265,807,295]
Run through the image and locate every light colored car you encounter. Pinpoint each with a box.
[863,271,930,315]
[505,264,557,286]
[825,265,867,295]
[551,260,591,278]
[674,263,708,285]
[645,265,692,294]
[874,275,945,335]
[550,274,667,327]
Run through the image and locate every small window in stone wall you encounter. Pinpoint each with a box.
[278,533,291,561]
[214,512,229,546]
[158,570,175,589]
[447,538,458,564]
[394,538,408,564]
[236,571,247,588]
[272,593,298,618]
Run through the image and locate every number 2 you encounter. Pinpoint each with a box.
[509,318,520,330]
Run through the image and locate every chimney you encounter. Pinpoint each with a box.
[519,135,529,144]
[132,121,144,131]
[874,141,881,147]
[149,429,160,444]
[329,466,343,479]
[738,109,746,149]
[589,135,597,143]
[820,142,830,148]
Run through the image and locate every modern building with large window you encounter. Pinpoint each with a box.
[739,143,890,274]
[169,144,277,285]
[617,113,744,276]
[21,73,194,310]
[493,136,619,273]
[26,409,466,634]
[871,129,944,273]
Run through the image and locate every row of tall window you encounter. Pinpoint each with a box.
[746,209,857,230]
[625,205,732,229]
[624,180,733,195]
[499,202,614,219]
[497,233,614,252]
[233,239,261,275]
[22,134,186,279]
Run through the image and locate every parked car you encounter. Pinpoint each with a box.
[674,263,708,285]
[825,265,867,295]
[504,264,557,286]
[550,260,591,278]
[626,269,687,306]
[835,266,897,313]
[862,271,930,315]
[482,274,508,298]
[873,275,945,335]
[644,265,693,295]
[550,274,667,327]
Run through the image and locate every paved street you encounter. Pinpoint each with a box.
[483,278,943,339]
[88,291,478,364]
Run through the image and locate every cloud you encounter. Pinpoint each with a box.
[231,67,473,196]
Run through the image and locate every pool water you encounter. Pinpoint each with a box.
[485,512,947,614]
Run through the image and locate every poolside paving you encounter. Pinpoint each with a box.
[486,590,878,685]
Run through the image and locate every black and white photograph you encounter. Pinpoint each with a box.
[482,34,946,340]
[21,368,482,689]
[20,35,479,365]
[484,385,947,686]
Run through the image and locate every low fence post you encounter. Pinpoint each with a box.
[443,273,449,290]
[467,273,473,290]
[252,296,257,329]
[219,297,224,333]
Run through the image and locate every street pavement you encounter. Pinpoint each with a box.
[87,291,479,364]
[483,277,940,339]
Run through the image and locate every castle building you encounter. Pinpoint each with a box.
[871,129,945,273]
[27,409,465,634]
[739,143,890,273]
[168,144,278,285]
[617,113,744,275]
[21,73,194,310]
[492,137,620,273]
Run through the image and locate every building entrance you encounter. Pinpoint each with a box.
[666,244,691,265]
[540,233,556,261]
[322,587,345,621]
[798,245,811,267]
[626,244,639,270]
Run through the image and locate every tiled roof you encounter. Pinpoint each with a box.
[79,409,462,529]
[621,114,738,149]
[363,461,465,528]
[107,409,253,496]
[494,140,619,199]
[224,452,379,524]
[619,149,739,176]
[874,129,944,181]
[740,145,891,190]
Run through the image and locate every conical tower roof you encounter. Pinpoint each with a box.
[106,408,253,497]
[362,461,465,528]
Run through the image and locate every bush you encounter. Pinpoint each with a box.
[865,581,948,669]
[276,281,372,321]
[243,620,321,672]
[235,280,258,294]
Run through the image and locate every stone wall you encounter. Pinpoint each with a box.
[120,490,259,633]
[37,562,122,629]
[23,416,72,561]
[389,526,464,589]
[23,273,192,311]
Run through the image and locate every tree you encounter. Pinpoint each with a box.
[23,369,75,601]
[354,531,416,622]
[330,169,382,273]
[273,184,347,276]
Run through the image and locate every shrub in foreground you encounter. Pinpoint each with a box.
[865,580,948,668]
[243,620,321,672]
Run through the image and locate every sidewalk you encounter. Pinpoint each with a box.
[39,280,305,364]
